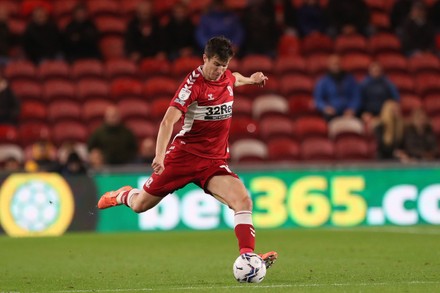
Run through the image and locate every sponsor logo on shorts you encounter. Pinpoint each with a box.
[145,177,154,188]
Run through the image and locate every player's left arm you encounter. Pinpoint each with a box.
[233,72,268,87]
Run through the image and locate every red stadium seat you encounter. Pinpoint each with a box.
[415,73,440,96]
[118,99,150,120]
[11,80,43,102]
[300,137,334,161]
[370,11,391,32]
[95,16,125,36]
[110,78,143,99]
[48,100,82,123]
[77,79,110,100]
[279,74,313,96]
[430,115,440,137]
[288,95,318,118]
[376,53,408,74]
[388,73,415,95]
[423,94,440,117]
[18,122,51,146]
[306,53,331,77]
[302,32,333,55]
[240,54,274,76]
[171,56,202,78]
[52,121,88,145]
[0,125,18,144]
[105,59,138,79]
[19,101,47,123]
[125,118,157,139]
[267,137,300,161]
[82,99,113,123]
[274,56,307,76]
[252,94,289,119]
[277,34,301,56]
[341,53,372,79]
[294,116,328,139]
[230,138,268,163]
[150,98,172,121]
[368,33,401,55]
[334,136,372,160]
[408,53,440,74]
[259,116,294,140]
[0,1,20,18]
[154,0,179,16]
[87,0,120,17]
[100,36,124,60]
[225,0,247,10]
[4,61,37,81]
[38,60,71,81]
[229,116,259,142]
[120,0,142,16]
[187,0,212,15]
[400,94,422,117]
[233,96,253,117]
[71,59,105,80]
[139,58,171,77]
[143,77,177,99]
[53,0,78,18]
[328,116,365,139]
[43,80,76,101]
[335,34,367,54]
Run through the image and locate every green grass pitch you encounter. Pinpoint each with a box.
[1,226,440,293]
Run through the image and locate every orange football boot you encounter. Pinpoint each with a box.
[258,251,278,269]
[97,186,133,209]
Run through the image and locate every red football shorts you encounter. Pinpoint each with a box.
[143,147,239,197]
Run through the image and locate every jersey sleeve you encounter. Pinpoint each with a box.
[170,70,201,113]
[226,70,236,86]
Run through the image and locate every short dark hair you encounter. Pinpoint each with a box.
[204,36,234,62]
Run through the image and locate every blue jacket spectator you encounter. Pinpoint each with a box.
[360,62,400,120]
[314,55,361,120]
[195,0,244,53]
[297,0,327,37]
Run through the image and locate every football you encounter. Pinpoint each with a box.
[232,253,266,283]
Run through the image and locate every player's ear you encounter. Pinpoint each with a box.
[202,54,208,63]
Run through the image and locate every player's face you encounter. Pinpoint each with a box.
[202,54,230,81]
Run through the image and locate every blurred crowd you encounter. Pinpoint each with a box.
[1,0,440,173]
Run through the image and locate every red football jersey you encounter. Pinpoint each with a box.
[169,66,236,159]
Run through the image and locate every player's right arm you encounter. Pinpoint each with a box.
[151,106,182,175]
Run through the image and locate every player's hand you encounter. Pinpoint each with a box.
[151,156,165,175]
[250,72,268,87]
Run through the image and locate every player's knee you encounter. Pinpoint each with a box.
[231,195,252,212]
[131,202,147,213]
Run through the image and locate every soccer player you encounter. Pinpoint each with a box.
[97,36,278,269]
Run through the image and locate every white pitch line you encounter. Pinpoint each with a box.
[51,281,440,293]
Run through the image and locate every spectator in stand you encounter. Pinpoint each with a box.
[241,0,278,56]
[162,2,196,60]
[0,7,12,65]
[429,0,440,32]
[88,148,104,171]
[374,100,409,161]
[63,4,100,62]
[24,137,58,171]
[124,0,164,62]
[58,152,87,175]
[136,136,155,164]
[297,0,327,37]
[3,156,22,171]
[23,6,62,63]
[404,107,438,160]
[88,106,137,165]
[326,0,370,36]
[0,72,20,125]
[195,0,244,54]
[360,62,400,127]
[390,0,415,31]
[314,54,361,121]
[399,1,436,56]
